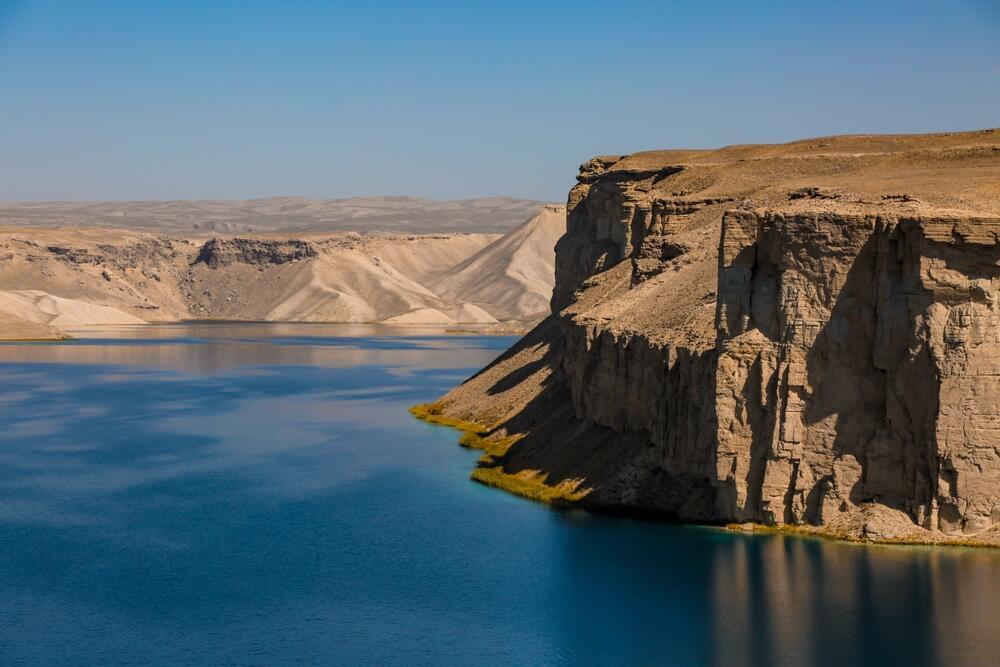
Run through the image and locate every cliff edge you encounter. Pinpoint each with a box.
[425,129,1000,546]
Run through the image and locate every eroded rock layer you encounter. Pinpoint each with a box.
[435,129,1000,545]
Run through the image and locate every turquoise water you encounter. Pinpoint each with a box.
[0,324,997,666]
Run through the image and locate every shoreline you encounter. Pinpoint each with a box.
[410,402,1000,550]
[0,319,530,343]
[0,335,73,343]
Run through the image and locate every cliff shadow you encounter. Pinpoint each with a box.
[801,230,939,524]
[477,323,718,520]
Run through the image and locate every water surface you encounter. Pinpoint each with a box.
[0,324,997,666]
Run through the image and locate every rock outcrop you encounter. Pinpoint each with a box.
[715,208,1000,536]
[431,129,1000,545]
[193,238,318,268]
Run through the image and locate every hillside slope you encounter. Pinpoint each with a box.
[0,310,69,340]
[0,209,561,337]
[429,205,565,322]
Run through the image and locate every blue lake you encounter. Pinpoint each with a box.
[0,324,997,666]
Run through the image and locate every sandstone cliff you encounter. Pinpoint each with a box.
[429,129,1000,545]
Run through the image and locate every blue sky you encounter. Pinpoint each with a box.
[0,0,997,202]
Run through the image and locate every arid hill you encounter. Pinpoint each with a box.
[430,205,566,323]
[0,205,564,338]
[425,129,1000,547]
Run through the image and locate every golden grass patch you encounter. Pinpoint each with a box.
[471,466,590,505]
[409,402,487,434]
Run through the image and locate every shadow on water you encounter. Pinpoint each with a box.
[0,325,997,666]
[547,510,1000,666]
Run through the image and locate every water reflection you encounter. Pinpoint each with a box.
[547,514,1000,666]
[0,323,518,372]
[0,326,996,666]
[705,534,1000,666]
[0,362,455,531]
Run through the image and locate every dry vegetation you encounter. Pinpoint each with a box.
[471,467,591,505]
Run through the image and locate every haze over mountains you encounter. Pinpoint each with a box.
[0,197,549,234]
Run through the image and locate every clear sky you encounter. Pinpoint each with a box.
[1,0,998,202]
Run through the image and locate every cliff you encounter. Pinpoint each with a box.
[427,129,1000,546]
[192,238,319,268]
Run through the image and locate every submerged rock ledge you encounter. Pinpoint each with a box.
[426,129,1000,547]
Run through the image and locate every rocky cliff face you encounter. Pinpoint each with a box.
[432,129,1000,545]
[715,209,1000,536]
[193,238,318,268]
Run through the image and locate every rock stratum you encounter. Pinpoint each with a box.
[428,129,1000,546]
[0,205,564,337]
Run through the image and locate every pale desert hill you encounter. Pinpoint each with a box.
[184,234,503,324]
[0,196,549,234]
[0,206,564,338]
[0,310,68,341]
[429,205,566,322]
[0,289,145,326]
